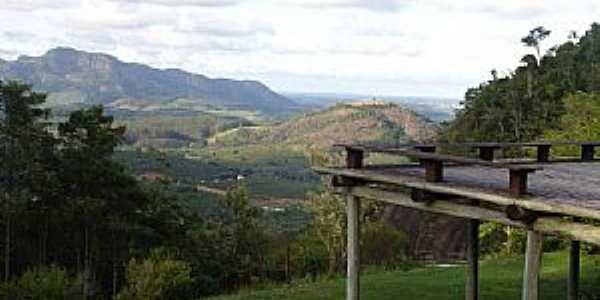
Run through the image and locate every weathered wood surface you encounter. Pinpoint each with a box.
[337,148,542,171]
[340,186,600,245]
[335,141,600,151]
[347,195,360,300]
[522,231,544,300]
[568,241,580,300]
[315,163,600,220]
[466,219,479,300]
[335,142,600,163]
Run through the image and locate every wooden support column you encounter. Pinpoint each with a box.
[422,159,443,182]
[522,231,544,300]
[345,146,363,300]
[568,240,580,300]
[536,145,551,163]
[509,170,529,197]
[347,195,360,300]
[346,148,364,168]
[466,219,479,300]
[581,145,595,161]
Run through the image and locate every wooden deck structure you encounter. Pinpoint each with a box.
[313,141,600,300]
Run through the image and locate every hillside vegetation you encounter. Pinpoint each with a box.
[210,252,600,300]
[211,102,437,150]
[444,23,600,144]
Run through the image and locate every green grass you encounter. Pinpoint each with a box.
[208,252,600,300]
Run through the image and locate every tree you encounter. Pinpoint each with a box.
[0,81,53,282]
[521,26,551,60]
[57,106,144,298]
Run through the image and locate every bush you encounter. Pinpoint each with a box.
[362,221,409,269]
[117,249,195,300]
[0,265,82,300]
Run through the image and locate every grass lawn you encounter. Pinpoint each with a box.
[208,252,600,300]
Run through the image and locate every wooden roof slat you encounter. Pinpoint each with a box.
[312,165,600,221]
[333,145,541,171]
[334,141,600,151]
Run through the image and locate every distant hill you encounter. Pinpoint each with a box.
[283,92,458,122]
[210,101,437,150]
[0,47,300,114]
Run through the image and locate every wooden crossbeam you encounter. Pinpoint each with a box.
[335,141,600,163]
[334,186,600,245]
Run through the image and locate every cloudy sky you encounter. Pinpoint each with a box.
[1,0,600,99]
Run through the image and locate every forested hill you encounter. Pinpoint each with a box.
[210,101,437,149]
[444,23,600,143]
[0,47,299,114]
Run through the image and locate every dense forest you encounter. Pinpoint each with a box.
[0,81,408,299]
[444,23,600,144]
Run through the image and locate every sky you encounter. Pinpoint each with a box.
[1,0,600,99]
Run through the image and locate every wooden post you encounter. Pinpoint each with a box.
[346,148,364,168]
[581,145,595,161]
[509,170,529,197]
[522,231,543,300]
[536,145,551,163]
[466,219,479,300]
[347,195,360,300]
[568,240,580,300]
[422,159,443,182]
[345,146,363,300]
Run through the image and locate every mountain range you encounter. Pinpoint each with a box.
[0,47,299,114]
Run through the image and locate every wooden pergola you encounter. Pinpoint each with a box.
[313,141,600,300]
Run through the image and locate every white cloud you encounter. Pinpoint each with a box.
[0,0,600,98]
[285,0,413,12]
[111,0,243,7]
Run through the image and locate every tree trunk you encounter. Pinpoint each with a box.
[112,260,118,298]
[4,213,9,283]
[83,226,90,300]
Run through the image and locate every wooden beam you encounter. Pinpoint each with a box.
[344,186,521,226]
[338,186,600,246]
[466,219,479,300]
[347,195,360,300]
[313,166,600,221]
[568,240,580,300]
[533,217,600,245]
[522,231,544,300]
[415,145,436,153]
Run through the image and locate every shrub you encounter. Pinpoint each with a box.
[117,249,195,300]
[361,221,409,269]
[0,265,82,300]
